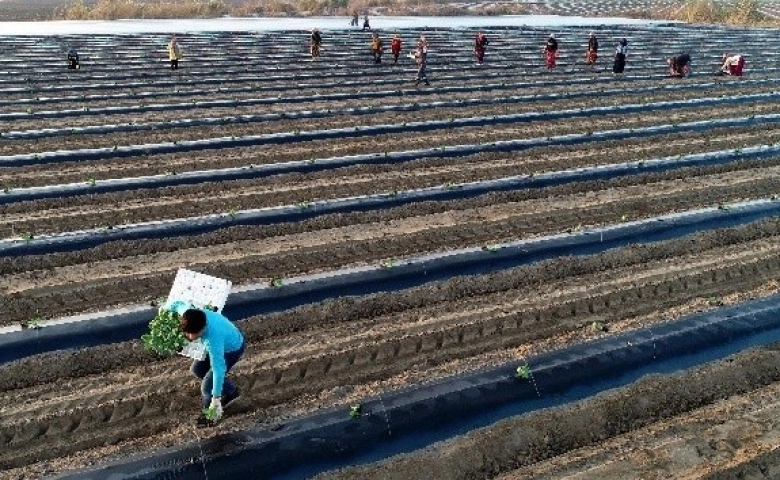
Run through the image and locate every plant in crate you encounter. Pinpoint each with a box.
[141,307,187,356]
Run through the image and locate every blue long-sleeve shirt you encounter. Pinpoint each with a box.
[170,301,243,397]
[201,309,244,397]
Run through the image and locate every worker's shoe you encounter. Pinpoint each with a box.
[221,389,241,410]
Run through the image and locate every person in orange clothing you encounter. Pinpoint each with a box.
[371,32,384,64]
[391,34,402,64]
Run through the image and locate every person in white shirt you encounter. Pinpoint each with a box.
[721,53,745,76]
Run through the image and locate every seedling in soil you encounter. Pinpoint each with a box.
[482,245,500,253]
[591,321,608,332]
[141,308,187,357]
[387,190,398,198]
[718,204,730,211]
[20,231,34,243]
[306,158,316,164]
[298,201,311,209]
[349,404,362,418]
[21,314,43,330]
[228,208,237,219]
[149,296,166,308]
[270,277,284,288]
[86,178,96,187]
[620,214,629,222]
[2,186,11,194]
[203,406,219,421]
[706,297,724,307]
[165,170,177,176]
[515,363,531,380]
[98,222,114,232]
[380,259,395,269]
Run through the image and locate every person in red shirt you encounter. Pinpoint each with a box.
[391,34,402,64]
[543,34,558,69]
[586,32,598,68]
[474,31,488,65]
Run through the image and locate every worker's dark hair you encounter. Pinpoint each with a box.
[180,309,207,334]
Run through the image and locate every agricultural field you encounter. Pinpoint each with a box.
[4,21,780,479]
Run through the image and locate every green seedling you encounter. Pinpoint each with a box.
[387,190,398,198]
[349,404,362,418]
[21,314,43,330]
[228,208,237,219]
[620,214,629,222]
[2,186,11,194]
[149,296,166,308]
[140,308,187,356]
[515,363,531,380]
[298,201,311,209]
[98,222,114,232]
[706,297,724,307]
[380,259,394,269]
[165,170,177,176]
[482,245,500,253]
[591,321,608,332]
[203,406,219,421]
[270,277,284,288]
[20,231,34,243]
[87,178,96,187]
[306,158,316,164]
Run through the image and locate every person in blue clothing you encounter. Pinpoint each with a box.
[177,304,246,426]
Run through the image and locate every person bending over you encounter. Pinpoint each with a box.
[175,303,246,426]
[668,53,691,77]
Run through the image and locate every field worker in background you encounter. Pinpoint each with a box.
[543,34,558,69]
[351,12,359,27]
[720,52,745,76]
[414,34,430,86]
[391,34,402,64]
[613,38,628,75]
[67,48,79,70]
[668,53,691,77]
[311,29,322,60]
[172,301,246,427]
[168,35,182,70]
[371,32,384,64]
[474,31,489,66]
[363,14,371,31]
[586,32,598,68]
